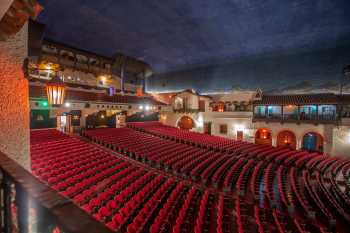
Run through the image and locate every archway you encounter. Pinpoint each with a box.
[255,128,272,145]
[277,130,296,150]
[177,116,195,130]
[303,132,324,152]
[213,101,225,112]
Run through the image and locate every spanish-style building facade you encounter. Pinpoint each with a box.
[158,89,350,157]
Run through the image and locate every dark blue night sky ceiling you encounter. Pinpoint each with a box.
[37,0,350,93]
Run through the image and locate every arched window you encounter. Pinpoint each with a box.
[177,116,194,130]
[277,130,296,149]
[255,128,272,145]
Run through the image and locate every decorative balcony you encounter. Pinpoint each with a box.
[253,104,338,124]
[173,108,199,114]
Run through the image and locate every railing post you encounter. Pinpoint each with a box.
[281,105,284,121]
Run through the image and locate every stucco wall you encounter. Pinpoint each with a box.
[331,127,350,158]
[161,110,350,156]
[175,92,199,109]
[253,122,335,154]
[0,0,12,20]
[0,22,30,169]
[160,111,255,142]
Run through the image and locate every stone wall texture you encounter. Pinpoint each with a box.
[0,22,30,169]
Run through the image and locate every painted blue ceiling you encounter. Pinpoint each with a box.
[37,0,350,73]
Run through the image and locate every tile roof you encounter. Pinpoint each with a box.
[254,93,339,105]
[29,85,167,106]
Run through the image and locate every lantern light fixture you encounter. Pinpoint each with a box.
[46,75,66,106]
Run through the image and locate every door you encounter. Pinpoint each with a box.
[237,131,243,140]
[204,122,212,135]
[303,134,317,151]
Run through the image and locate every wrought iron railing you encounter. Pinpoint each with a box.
[173,108,199,114]
[0,151,113,233]
[254,113,337,122]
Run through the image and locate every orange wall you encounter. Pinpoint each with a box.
[0,22,30,169]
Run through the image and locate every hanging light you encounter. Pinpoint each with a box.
[46,75,66,106]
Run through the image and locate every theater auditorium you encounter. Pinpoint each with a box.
[1,1,350,233]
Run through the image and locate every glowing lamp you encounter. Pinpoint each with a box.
[46,76,66,106]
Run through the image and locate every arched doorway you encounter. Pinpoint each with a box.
[213,101,225,112]
[255,128,272,145]
[177,116,195,130]
[303,132,324,152]
[277,130,296,149]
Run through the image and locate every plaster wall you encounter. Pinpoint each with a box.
[0,22,30,169]
[253,122,335,154]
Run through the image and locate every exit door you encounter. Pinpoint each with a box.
[57,115,72,133]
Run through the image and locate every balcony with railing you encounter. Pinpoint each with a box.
[210,101,252,113]
[253,104,338,124]
[173,107,199,114]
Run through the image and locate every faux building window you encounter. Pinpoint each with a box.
[254,106,266,115]
[219,124,228,134]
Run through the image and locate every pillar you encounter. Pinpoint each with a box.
[0,22,30,169]
[296,139,302,150]
[272,138,277,147]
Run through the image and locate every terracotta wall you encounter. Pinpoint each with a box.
[0,22,30,169]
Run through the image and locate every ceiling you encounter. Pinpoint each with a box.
[37,0,350,73]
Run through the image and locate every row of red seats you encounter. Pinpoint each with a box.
[84,128,334,194]
[127,121,247,152]
[84,125,350,232]
[31,129,245,233]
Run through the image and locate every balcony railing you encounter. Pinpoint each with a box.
[283,114,299,121]
[211,109,250,113]
[0,151,112,233]
[173,108,199,114]
[253,113,337,123]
